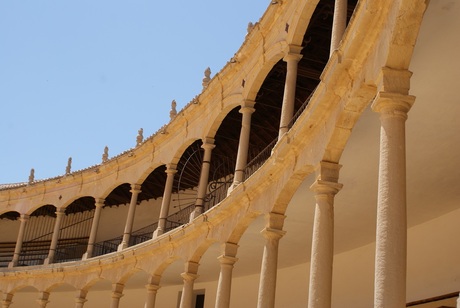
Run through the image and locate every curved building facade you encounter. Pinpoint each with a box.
[1,0,459,307]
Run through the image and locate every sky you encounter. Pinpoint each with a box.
[0,1,268,184]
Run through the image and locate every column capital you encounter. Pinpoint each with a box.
[94,198,105,207]
[217,254,238,266]
[376,67,413,95]
[184,261,200,274]
[166,163,177,173]
[266,212,287,230]
[314,161,342,183]
[130,184,142,194]
[111,283,124,299]
[261,227,286,241]
[145,283,161,293]
[283,44,303,63]
[181,272,199,282]
[147,274,162,286]
[221,242,239,257]
[19,213,29,222]
[240,100,256,113]
[202,143,216,152]
[310,180,343,196]
[202,137,215,147]
[372,92,415,118]
[55,207,65,216]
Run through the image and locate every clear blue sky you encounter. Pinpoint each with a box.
[0,1,267,184]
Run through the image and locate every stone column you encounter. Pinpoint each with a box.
[82,198,104,260]
[330,0,348,55]
[278,45,302,139]
[308,161,342,308]
[118,184,142,251]
[44,208,65,265]
[190,138,215,220]
[9,213,29,267]
[1,293,13,308]
[371,68,415,308]
[257,213,286,308]
[153,164,177,237]
[179,261,200,308]
[74,290,88,308]
[215,242,239,308]
[230,100,256,190]
[36,292,50,308]
[110,283,124,308]
[144,275,161,308]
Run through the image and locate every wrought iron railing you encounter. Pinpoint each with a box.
[287,90,315,129]
[129,221,159,246]
[165,204,195,231]
[244,138,278,181]
[0,242,15,267]
[17,212,94,266]
[204,175,234,211]
[17,240,51,266]
[93,237,122,257]
[54,237,89,263]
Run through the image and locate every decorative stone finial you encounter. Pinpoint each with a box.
[247,22,254,34]
[202,67,211,89]
[102,146,109,163]
[65,157,72,175]
[170,100,177,120]
[28,168,35,184]
[136,128,143,147]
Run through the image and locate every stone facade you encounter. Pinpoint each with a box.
[0,0,459,307]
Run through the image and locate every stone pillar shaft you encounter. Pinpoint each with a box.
[44,208,65,264]
[9,214,29,267]
[83,199,104,259]
[257,215,286,308]
[372,90,414,308]
[279,47,302,139]
[119,184,141,250]
[232,101,256,186]
[215,243,239,308]
[111,283,124,308]
[330,0,347,55]
[179,262,199,308]
[191,139,215,220]
[308,162,342,308]
[153,165,177,237]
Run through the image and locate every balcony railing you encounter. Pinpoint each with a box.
[244,138,278,181]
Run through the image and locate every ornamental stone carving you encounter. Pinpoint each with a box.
[202,67,211,89]
[102,146,109,163]
[170,100,177,120]
[136,128,144,147]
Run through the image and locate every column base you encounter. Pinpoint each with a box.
[117,242,128,252]
[227,182,241,195]
[189,207,203,221]
[152,228,164,238]
[7,261,16,268]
